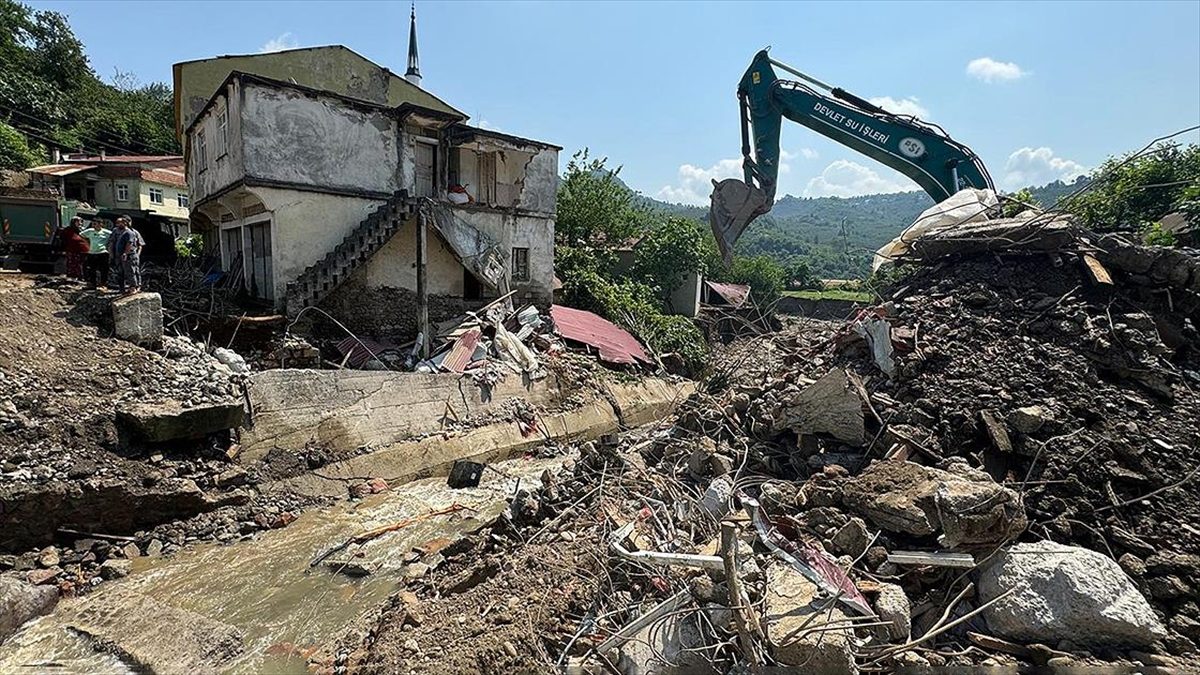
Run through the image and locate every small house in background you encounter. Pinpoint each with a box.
[25,154,191,260]
[612,236,702,318]
[176,13,558,339]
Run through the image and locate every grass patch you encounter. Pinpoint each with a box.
[783,288,873,303]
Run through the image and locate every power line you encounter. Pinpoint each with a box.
[0,99,181,157]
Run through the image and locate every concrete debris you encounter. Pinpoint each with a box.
[117,400,245,442]
[842,460,1026,548]
[978,541,1168,648]
[873,582,911,643]
[111,292,164,346]
[763,562,857,672]
[777,368,866,445]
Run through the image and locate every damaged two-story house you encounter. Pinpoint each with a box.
[178,36,558,340]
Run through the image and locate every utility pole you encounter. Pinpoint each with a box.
[416,207,429,359]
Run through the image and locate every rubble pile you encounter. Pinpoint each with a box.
[347,224,1200,673]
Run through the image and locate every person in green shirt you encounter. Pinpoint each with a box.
[81,219,112,289]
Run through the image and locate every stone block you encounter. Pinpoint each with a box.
[118,400,244,442]
[112,292,163,346]
[763,562,857,672]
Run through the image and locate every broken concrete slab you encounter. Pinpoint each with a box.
[67,588,244,674]
[907,216,1077,260]
[0,576,59,644]
[763,562,857,672]
[117,400,244,442]
[873,582,911,643]
[977,541,1167,649]
[842,460,1026,548]
[777,368,865,446]
[111,292,163,346]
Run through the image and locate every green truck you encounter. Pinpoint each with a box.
[0,190,97,269]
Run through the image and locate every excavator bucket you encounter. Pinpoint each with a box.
[709,178,771,263]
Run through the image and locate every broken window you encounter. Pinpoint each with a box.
[216,108,228,157]
[415,141,436,198]
[196,130,207,172]
[478,151,497,205]
[511,247,530,282]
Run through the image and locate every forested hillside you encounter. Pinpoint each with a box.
[0,0,178,171]
[644,177,1091,278]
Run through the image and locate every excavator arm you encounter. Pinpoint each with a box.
[710,49,994,261]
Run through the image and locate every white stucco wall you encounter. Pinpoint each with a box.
[240,82,399,196]
[188,82,244,203]
[250,185,386,303]
[518,148,558,215]
[359,219,464,296]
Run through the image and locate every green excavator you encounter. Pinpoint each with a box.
[710,49,995,261]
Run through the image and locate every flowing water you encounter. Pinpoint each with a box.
[0,453,571,674]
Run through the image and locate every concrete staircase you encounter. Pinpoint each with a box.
[286,190,414,316]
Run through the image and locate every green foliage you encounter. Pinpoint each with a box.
[1064,143,1200,231]
[629,216,708,302]
[1141,221,1177,247]
[0,120,39,170]
[1175,184,1200,227]
[784,258,818,290]
[0,0,179,159]
[174,234,203,259]
[1002,188,1040,218]
[555,153,711,373]
[723,255,786,305]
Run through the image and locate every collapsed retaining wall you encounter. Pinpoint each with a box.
[241,369,571,462]
[261,377,692,498]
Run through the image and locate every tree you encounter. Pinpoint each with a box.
[785,258,817,290]
[0,120,38,169]
[1065,143,1200,230]
[726,255,786,305]
[1002,187,1040,218]
[556,149,645,248]
[630,216,708,302]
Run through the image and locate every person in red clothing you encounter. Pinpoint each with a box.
[61,217,90,280]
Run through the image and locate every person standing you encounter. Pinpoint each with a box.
[81,219,112,288]
[112,216,145,295]
[61,217,90,281]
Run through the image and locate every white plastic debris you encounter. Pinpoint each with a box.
[874,188,999,271]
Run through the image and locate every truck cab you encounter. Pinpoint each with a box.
[0,188,98,270]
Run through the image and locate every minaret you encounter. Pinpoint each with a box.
[405,3,422,87]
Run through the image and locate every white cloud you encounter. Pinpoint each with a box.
[803,160,914,198]
[259,33,299,53]
[655,150,806,205]
[477,119,503,132]
[868,96,929,118]
[966,57,1027,83]
[1002,147,1088,190]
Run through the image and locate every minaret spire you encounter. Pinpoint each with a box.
[405,3,422,86]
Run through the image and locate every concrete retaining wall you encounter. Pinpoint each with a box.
[261,376,693,498]
[241,369,572,462]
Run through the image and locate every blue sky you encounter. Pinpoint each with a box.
[32,0,1200,204]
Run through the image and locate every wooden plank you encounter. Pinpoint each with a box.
[1083,253,1114,285]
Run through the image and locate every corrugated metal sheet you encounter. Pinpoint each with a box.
[27,164,97,177]
[704,281,751,308]
[442,328,482,373]
[550,305,651,366]
[336,336,403,368]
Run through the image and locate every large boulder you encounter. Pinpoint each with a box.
[977,541,1167,648]
[0,575,59,643]
[842,460,1026,548]
[112,292,163,346]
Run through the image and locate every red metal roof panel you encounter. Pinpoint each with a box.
[704,281,751,308]
[550,305,651,366]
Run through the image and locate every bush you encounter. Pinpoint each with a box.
[1065,143,1200,230]
[1002,188,1040,218]
[726,255,786,305]
[174,234,203,259]
[1141,221,1177,247]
